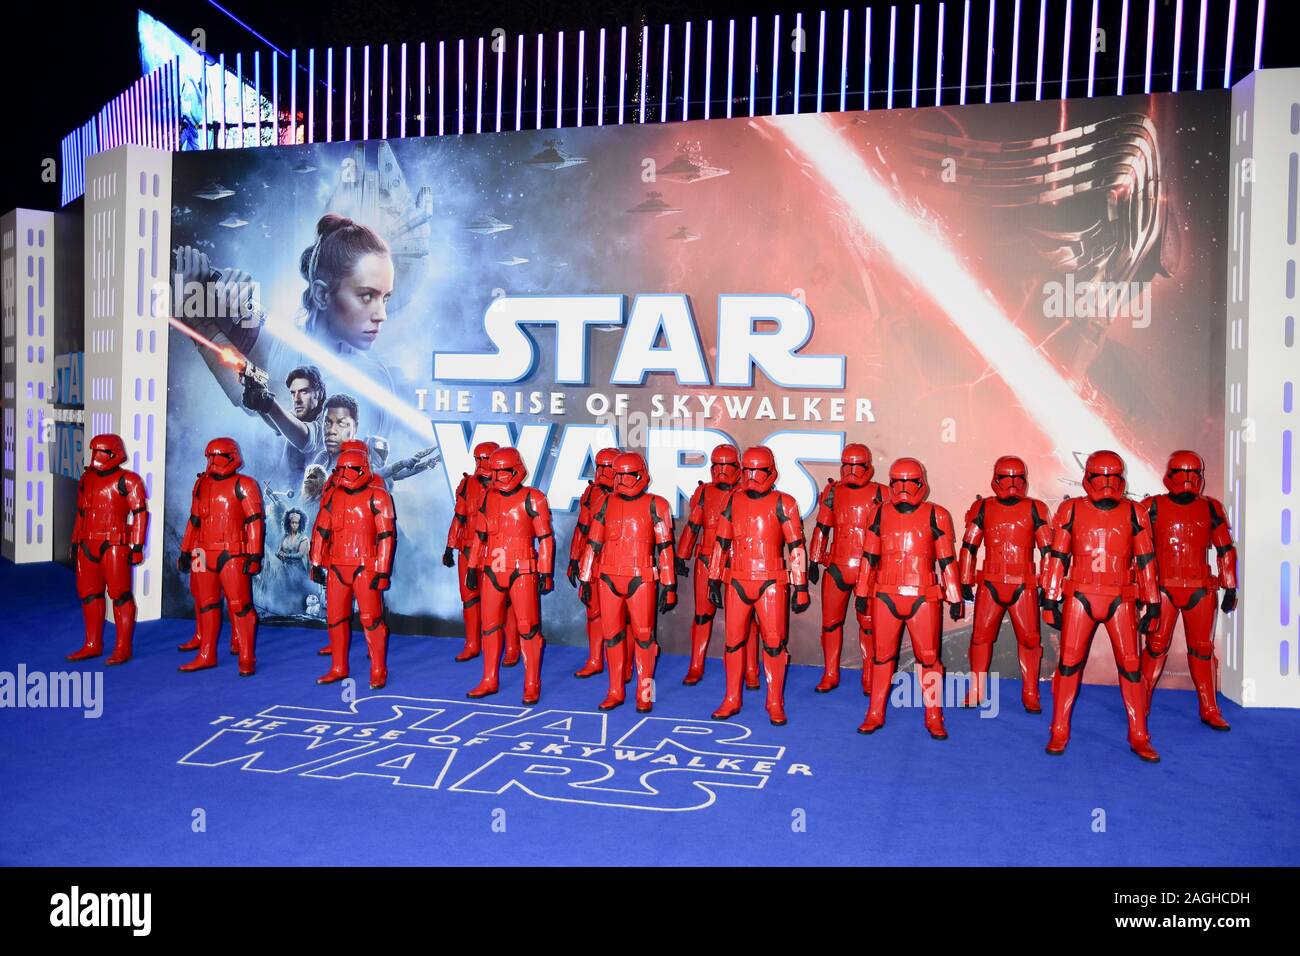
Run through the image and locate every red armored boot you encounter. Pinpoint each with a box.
[570,447,619,678]
[1040,451,1161,762]
[465,447,554,704]
[177,438,265,676]
[1140,451,1238,731]
[578,453,678,712]
[853,459,962,740]
[309,446,398,688]
[957,456,1052,712]
[677,444,740,685]
[445,441,498,662]
[68,434,148,665]
[706,447,810,726]
[809,443,886,693]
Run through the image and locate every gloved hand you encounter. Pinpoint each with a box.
[961,583,976,603]
[855,595,869,615]
[1220,587,1238,613]
[177,552,192,574]
[1138,601,1161,635]
[371,572,391,591]
[464,567,479,591]
[792,584,811,614]
[658,586,677,614]
[246,556,262,575]
[310,565,328,585]
[129,545,144,566]
[442,547,455,568]
[1040,595,1063,631]
[242,380,276,414]
[579,581,592,605]
[708,579,724,609]
[675,557,690,578]
[566,559,580,587]
[539,573,554,595]
[948,601,964,622]
[807,562,820,585]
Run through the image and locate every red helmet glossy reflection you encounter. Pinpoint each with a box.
[1083,450,1127,503]
[888,458,929,505]
[991,455,1028,499]
[710,444,741,486]
[490,447,527,493]
[1164,450,1205,495]
[841,443,874,487]
[334,447,372,491]
[205,437,242,478]
[595,447,620,489]
[741,446,778,494]
[612,452,650,497]
[473,441,500,478]
[88,434,127,473]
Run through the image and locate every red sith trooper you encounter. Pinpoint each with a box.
[176,438,265,675]
[1139,451,1238,730]
[443,441,520,666]
[707,447,811,726]
[67,434,149,664]
[1039,450,1162,762]
[853,459,963,740]
[577,452,678,712]
[957,456,1053,712]
[678,444,760,688]
[465,447,555,704]
[568,447,620,678]
[808,443,886,694]
[310,447,398,690]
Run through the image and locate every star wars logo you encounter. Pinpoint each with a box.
[179,694,811,811]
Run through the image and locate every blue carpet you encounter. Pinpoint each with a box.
[1,558,1297,866]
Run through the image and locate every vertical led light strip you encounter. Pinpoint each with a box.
[255,51,262,144]
[237,53,245,146]
[793,13,802,114]
[401,43,409,137]
[639,26,649,124]
[704,20,713,121]
[1116,0,1130,94]
[307,49,314,143]
[727,19,737,119]
[420,43,427,137]
[456,39,464,135]
[325,49,333,142]
[536,34,544,130]
[576,30,584,128]
[475,37,483,135]
[936,2,946,105]
[219,53,227,148]
[1195,0,1208,90]
[1222,0,1238,87]
[985,0,996,103]
[841,9,851,112]
[1144,0,1156,93]
[772,14,781,116]
[362,45,369,140]
[960,0,970,105]
[618,27,627,126]
[268,51,276,147]
[1060,0,1073,99]
[342,48,349,141]
[1087,0,1099,96]
[597,27,607,126]
[749,16,758,117]
[438,41,446,136]
[496,35,505,133]
[911,4,920,109]
[516,36,525,131]
[683,22,692,122]
[1254,0,1266,70]
[1172,0,1185,92]
[864,8,872,110]
[1035,0,1046,100]
[381,45,389,140]
[1010,0,1021,101]
[661,24,671,123]
[557,31,565,129]
[887,5,896,110]
[816,10,827,114]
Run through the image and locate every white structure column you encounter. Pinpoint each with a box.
[83,145,173,621]
[1,209,56,563]
[1223,67,1300,708]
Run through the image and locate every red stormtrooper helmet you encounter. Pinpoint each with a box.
[1164,450,1206,495]
[840,443,874,487]
[612,452,650,497]
[710,444,741,486]
[334,447,373,491]
[88,434,127,474]
[741,446,778,493]
[1082,450,1127,503]
[888,458,930,505]
[490,447,527,493]
[594,447,620,489]
[473,441,500,478]
[991,455,1028,500]
[204,437,243,478]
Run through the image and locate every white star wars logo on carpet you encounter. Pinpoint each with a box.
[178,695,812,811]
